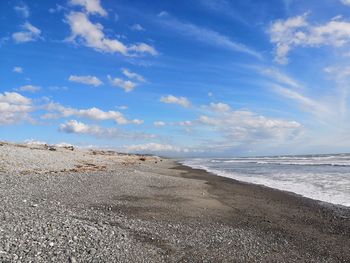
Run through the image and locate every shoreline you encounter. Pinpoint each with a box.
[177,161,350,211]
[0,143,349,262]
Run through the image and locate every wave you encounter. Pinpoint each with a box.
[181,158,350,207]
[209,159,350,167]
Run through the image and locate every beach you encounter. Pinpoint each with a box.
[0,142,349,262]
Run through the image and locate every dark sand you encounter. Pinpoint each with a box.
[166,164,350,262]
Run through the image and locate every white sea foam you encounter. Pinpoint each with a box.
[182,155,350,207]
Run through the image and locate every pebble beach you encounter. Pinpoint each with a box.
[0,142,349,262]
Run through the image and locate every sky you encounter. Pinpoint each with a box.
[2,0,350,157]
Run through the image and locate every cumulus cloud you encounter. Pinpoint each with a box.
[128,43,158,56]
[13,66,23,73]
[25,139,47,145]
[107,75,137,92]
[59,120,152,139]
[14,4,30,18]
[122,68,146,82]
[0,92,31,105]
[160,95,191,107]
[0,92,33,124]
[12,22,41,43]
[197,105,303,143]
[69,0,107,16]
[66,12,157,56]
[131,24,145,31]
[209,102,231,112]
[154,121,166,127]
[68,75,103,86]
[17,85,41,93]
[43,103,143,125]
[49,4,66,13]
[121,143,185,153]
[269,13,350,64]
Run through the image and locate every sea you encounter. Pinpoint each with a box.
[181,154,350,207]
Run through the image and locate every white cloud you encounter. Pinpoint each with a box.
[44,103,143,125]
[122,68,146,82]
[258,67,301,88]
[271,84,329,116]
[14,4,30,18]
[323,66,350,115]
[0,92,31,105]
[121,143,185,153]
[60,120,91,133]
[160,95,191,107]
[66,12,157,56]
[158,14,261,59]
[0,92,33,124]
[158,11,169,18]
[107,75,137,92]
[17,85,41,93]
[49,4,66,13]
[117,105,128,110]
[209,102,231,112]
[269,14,350,64]
[12,22,41,43]
[68,75,103,86]
[198,109,302,142]
[69,0,107,16]
[13,66,23,73]
[25,139,47,145]
[131,24,145,31]
[59,120,152,139]
[340,0,350,6]
[154,121,166,127]
[128,43,158,56]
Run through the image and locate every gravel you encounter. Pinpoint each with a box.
[0,142,349,262]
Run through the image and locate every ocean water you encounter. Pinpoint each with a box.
[181,154,350,207]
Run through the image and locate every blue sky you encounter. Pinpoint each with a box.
[1,0,350,156]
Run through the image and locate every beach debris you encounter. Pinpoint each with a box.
[64,146,75,151]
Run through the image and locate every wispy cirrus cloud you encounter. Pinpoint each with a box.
[257,67,302,89]
[271,84,329,116]
[157,12,262,59]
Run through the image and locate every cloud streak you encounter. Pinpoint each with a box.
[158,13,262,59]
